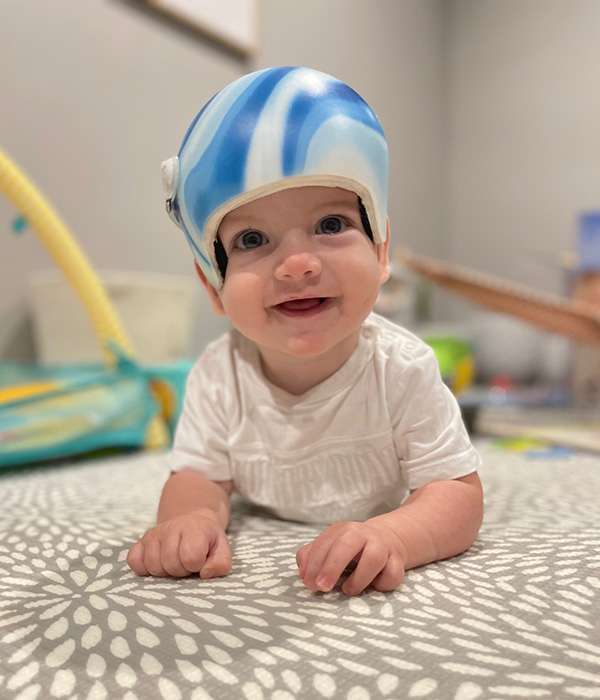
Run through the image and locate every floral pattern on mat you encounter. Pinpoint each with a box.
[1,440,600,700]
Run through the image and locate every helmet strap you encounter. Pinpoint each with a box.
[214,237,229,283]
[358,197,374,243]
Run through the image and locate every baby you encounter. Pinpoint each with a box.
[127,67,483,596]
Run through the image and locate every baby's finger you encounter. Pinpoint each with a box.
[200,530,232,579]
[127,541,149,576]
[341,542,388,596]
[370,554,405,593]
[296,542,312,579]
[302,536,337,591]
[142,538,169,577]
[179,530,210,574]
[160,533,193,578]
[312,534,365,592]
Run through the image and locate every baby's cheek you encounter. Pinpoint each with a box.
[221,276,265,332]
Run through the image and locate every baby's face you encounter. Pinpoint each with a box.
[210,186,389,359]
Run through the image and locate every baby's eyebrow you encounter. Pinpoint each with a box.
[219,214,263,230]
[314,201,359,213]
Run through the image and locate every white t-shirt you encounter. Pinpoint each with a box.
[171,313,481,524]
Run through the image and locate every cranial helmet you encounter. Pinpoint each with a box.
[161,66,389,289]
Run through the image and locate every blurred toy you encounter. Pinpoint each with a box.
[0,146,190,468]
[398,249,600,346]
[423,336,474,395]
[0,148,136,368]
[399,241,600,417]
[0,355,190,467]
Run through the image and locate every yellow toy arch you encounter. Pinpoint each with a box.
[0,146,168,448]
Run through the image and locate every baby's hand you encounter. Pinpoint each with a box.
[296,520,406,596]
[126,510,232,579]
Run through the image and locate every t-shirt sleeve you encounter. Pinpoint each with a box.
[390,341,481,491]
[170,349,231,481]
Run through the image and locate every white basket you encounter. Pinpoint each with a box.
[29,270,198,364]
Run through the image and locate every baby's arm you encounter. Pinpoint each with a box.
[370,471,483,569]
[127,471,233,579]
[157,470,232,530]
[297,472,483,596]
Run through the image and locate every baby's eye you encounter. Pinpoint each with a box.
[317,216,345,235]
[234,230,267,250]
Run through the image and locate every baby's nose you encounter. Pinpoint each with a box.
[274,243,322,281]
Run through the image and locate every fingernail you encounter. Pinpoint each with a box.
[200,568,213,579]
[316,577,331,592]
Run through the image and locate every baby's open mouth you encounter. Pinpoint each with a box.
[274,297,332,317]
[277,298,326,311]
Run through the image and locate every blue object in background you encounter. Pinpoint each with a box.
[577,212,600,272]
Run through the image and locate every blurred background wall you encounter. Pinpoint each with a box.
[443,0,600,312]
[1,0,599,369]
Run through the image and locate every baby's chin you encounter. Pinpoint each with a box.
[262,325,362,361]
[231,317,335,358]
[254,333,334,359]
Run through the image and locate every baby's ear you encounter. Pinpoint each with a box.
[194,262,227,315]
[377,219,391,285]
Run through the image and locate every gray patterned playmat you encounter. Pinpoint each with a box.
[1,440,599,700]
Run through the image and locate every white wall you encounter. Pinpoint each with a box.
[0,0,445,360]
[444,0,600,300]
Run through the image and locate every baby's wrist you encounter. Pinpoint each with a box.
[190,507,225,528]
[367,517,409,561]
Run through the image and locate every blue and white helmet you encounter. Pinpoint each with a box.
[161,66,389,289]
